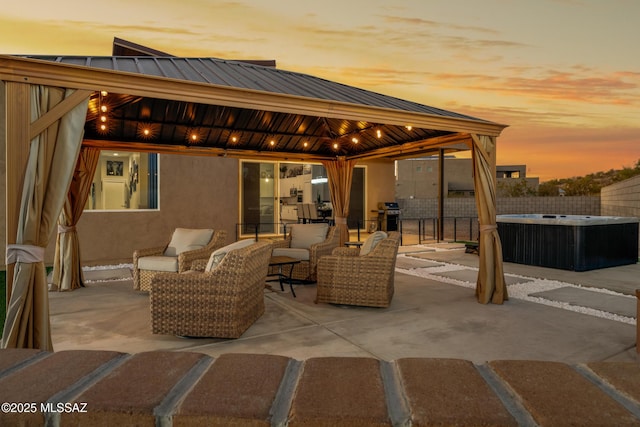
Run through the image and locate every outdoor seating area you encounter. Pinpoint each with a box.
[131,224,405,339]
[45,240,639,361]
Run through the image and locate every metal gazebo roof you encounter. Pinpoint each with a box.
[4,53,507,161]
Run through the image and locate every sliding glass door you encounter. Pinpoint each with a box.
[239,160,365,237]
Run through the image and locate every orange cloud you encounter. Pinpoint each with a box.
[430,68,640,106]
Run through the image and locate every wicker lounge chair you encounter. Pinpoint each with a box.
[133,228,226,292]
[150,240,273,338]
[270,223,340,282]
[315,232,400,308]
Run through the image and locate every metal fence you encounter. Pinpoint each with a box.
[398,217,479,245]
[237,216,479,245]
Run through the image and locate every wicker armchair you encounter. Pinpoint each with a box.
[150,240,273,338]
[315,232,400,308]
[270,224,340,282]
[133,229,226,291]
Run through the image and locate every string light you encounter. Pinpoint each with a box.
[376,129,382,138]
[97,90,109,133]
[351,137,359,144]
[137,123,156,139]
[186,128,200,144]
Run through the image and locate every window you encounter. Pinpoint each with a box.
[85,151,158,210]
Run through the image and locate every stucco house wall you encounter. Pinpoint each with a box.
[48,154,239,266]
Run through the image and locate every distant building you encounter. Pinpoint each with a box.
[395,157,539,199]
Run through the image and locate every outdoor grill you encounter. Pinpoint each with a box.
[377,202,401,232]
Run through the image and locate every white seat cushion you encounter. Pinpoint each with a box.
[164,228,214,256]
[289,223,328,249]
[272,247,310,261]
[205,239,255,272]
[138,255,179,272]
[360,231,388,256]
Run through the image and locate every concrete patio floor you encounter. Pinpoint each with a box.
[49,243,639,364]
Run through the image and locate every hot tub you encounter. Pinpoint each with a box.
[496,214,639,271]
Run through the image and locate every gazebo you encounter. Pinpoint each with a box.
[0,44,508,350]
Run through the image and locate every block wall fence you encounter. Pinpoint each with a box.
[601,175,640,218]
[397,196,602,219]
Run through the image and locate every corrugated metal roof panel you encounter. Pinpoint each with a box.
[22,55,487,123]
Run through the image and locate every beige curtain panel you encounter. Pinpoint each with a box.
[471,134,508,304]
[1,86,89,350]
[52,146,100,291]
[322,158,357,246]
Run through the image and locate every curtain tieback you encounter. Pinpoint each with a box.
[334,216,347,225]
[479,225,497,233]
[6,244,45,264]
[58,224,76,233]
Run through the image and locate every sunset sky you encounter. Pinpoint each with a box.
[1,0,638,181]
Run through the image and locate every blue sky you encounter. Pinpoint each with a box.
[2,0,638,180]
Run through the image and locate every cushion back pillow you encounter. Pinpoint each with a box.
[164,228,214,256]
[290,223,329,249]
[205,239,255,272]
[360,231,388,256]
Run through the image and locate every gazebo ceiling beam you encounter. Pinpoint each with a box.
[347,133,473,161]
[82,139,335,162]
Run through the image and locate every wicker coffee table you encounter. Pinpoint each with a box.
[268,256,301,297]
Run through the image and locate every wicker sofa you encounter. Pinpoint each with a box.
[133,228,226,292]
[150,240,273,338]
[270,223,340,282]
[315,232,400,308]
